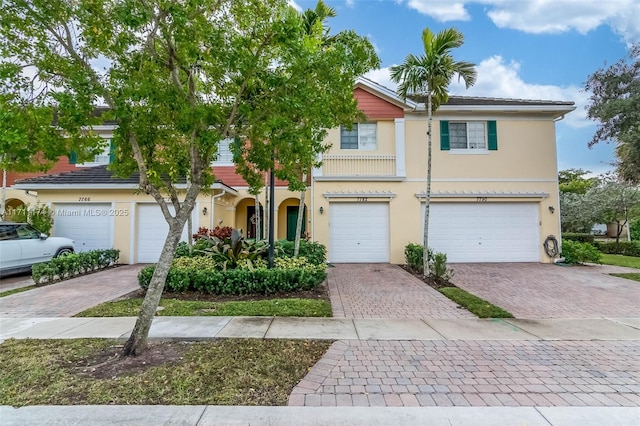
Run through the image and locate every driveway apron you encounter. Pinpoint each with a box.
[0,265,142,318]
[450,263,640,319]
[328,264,474,320]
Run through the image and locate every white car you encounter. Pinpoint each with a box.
[0,222,75,277]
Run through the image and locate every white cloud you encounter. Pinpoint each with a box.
[367,34,382,55]
[364,56,590,129]
[400,0,640,44]
[288,0,302,12]
[404,0,470,21]
[345,0,355,7]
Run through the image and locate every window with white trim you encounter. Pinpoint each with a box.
[340,123,377,150]
[450,122,486,150]
[75,137,112,167]
[213,138,234,164]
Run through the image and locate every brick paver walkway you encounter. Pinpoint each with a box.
[0,265,142,317]
[289,339,640,407]
[328,264,474,319]
[450,263,640,319]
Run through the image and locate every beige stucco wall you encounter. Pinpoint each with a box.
[324,120,396,155]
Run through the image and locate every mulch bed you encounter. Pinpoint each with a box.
[399,265,455,290]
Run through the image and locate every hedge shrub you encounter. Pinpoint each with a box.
[138,258,326,295]
[561,240,601,264]
[594,240,640,257]
[562,233,595,244]
[32,249,120,284]
[275,240,327,265]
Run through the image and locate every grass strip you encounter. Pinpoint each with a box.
[600,254,640,269]
[610,273,640,282]
[0,285,36,298]
[439,287,513,318]
[76,298,332,317]
[0,338,331,407]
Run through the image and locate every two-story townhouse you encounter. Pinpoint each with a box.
[12,77,574,264]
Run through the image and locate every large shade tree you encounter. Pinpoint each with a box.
[0,0,378,355]
[585,43,640,184]
[390,28,476,277]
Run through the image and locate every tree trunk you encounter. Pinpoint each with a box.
[122,205,193,356]
[423,92,433,278]
[294,186,306,257]
[187,214,193,246]
[255,193,261,240]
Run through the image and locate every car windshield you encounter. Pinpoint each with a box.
[15,224,42,239]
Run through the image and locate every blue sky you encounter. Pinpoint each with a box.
[291,0,639,176]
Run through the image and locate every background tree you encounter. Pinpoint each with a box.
[559,168,597,194]
[585,43,640,183]
[587,173,640,244]
[390,28,476,277]
[559,168,599,233]
[0,0,377,355]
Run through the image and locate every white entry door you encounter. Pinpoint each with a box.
[329,202,389,263]
[136,204,192,263]
[428,203,540,262]
[54,203,113,252]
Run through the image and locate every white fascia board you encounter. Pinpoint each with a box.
[434,104,576,116]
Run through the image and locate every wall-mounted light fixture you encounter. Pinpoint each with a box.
[202,207,208,216]
[548,206,555,214]
[319,206,324,215]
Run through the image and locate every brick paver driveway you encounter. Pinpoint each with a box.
[290,339,640,407]
[328,264,474,319]
[450,263,640,318]
[0,265,142,318]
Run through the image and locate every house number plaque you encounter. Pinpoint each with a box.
[356,197,368,202]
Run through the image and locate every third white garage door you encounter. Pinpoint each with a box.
[428,203,540,263]
[329,202,389,263]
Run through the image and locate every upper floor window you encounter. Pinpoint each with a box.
[450,122,486,150]
[340,123,377,150]
[213,138,234,165]
[72,137,114,166]
[440,120,497,151]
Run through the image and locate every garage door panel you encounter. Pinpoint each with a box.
[136,204,192,263]
[330,203,389,263]
[427,203,539,263]
[54,203,113,252]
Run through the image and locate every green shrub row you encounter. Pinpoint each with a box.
[404,243,453,284]
[561,240,601,264]
[138,259,326,295]
[31,249,120,284]
[562,233,595,244]
[594,240,640,257]
[274,240,327,266]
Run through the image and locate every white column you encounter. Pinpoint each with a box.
[312,153,323,177]
[395,118,406,177]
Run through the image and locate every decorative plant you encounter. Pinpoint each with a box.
[199,229,268,271]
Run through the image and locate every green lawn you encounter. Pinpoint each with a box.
[0,338,330,406]
[439,287,513,318]
[76,297,332,317]
[600,254,640,269]
[0,285,36,298]
[610,273,640,282]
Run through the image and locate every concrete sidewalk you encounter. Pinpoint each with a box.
[1,405,638,425]
[1,316,639,341]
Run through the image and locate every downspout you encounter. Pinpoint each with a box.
[210,190,226,229]
[1,168,6,219]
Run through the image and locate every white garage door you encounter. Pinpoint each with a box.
[54,203,113,252]
[428,203,540,263]
[330,202,389,263]
[136,204,192,263]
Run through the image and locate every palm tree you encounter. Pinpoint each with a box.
[390,28,477,277]
[293,1,337,256]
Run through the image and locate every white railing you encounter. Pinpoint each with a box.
[321,154,396,176]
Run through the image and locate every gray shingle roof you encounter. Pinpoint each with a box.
[409,94,574,107]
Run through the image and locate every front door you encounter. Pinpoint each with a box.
[246,205,264,239]
[286,205,306,241]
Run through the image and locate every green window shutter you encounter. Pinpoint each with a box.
[487,120,498,151]
[68,151,77,164]
[109,139,117,163]
[440,121,450,151]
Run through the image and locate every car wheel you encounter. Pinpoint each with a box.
[55,248,74,257]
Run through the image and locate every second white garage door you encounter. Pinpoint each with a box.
[329,202,389,263]
[428,203,540,263]
[54,203,113,252]
[136,204,192,263]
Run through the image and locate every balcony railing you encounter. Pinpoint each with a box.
[321,154,396,176]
